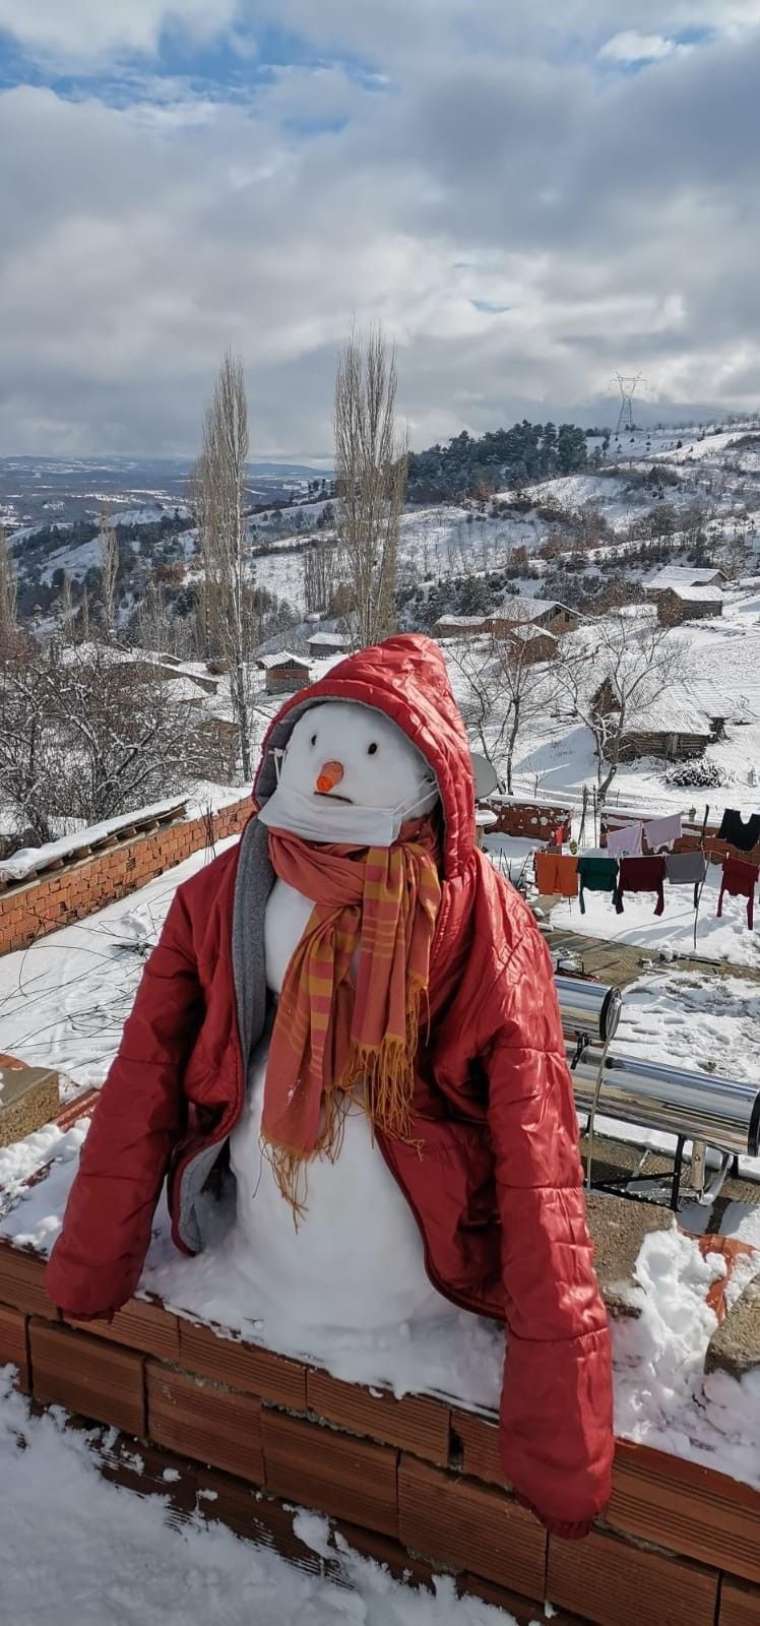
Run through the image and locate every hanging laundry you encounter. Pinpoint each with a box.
[643,813,682,853]
[664,849,706,909]
[716,809,760,853]
[551,822,569,847]
[717,856,759,930]
[577,855,618,914]
[606,822,643,859]
[534,851,578,899]
[614,855,666,916]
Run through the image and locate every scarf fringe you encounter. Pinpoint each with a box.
[263,981,426,1219]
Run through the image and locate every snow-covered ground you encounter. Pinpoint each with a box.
[468,584,760,821]
[1,1375,512,1626]
[0,839,236,1090]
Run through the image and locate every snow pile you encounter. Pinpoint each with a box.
[614,1226,760,1486]
[0,1375,517,1626]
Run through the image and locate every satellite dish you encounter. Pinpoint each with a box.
[470,751,499,800]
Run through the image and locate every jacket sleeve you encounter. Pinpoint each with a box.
[45,885,204,1319]
[481,919,614,1537]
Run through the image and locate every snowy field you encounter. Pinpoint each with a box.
[0,1375,509,1626]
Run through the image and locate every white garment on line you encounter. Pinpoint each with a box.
[644,813,682,853]
[607,822,643,858]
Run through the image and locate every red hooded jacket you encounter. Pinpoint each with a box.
[46,635,613,1535]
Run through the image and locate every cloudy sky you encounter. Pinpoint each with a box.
[1,1,759,460]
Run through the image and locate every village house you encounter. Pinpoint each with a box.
[645,564,727,599]
[433,614,491,640]
[307,631,352,658]
[259,652,312,695]
[498,622,558,665]
[593,678,728,762]
[488,597,581,638]
[655,584,724,626]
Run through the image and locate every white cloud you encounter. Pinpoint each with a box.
[1,10,760,455]
[0,0,238,62]
[598,30,676,63]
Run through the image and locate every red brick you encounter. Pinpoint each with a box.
[609,1439,760,1586]
[0,1242,60,1319]
[547,1526,719,1626]
[461,1573,583,1625]
[179,1318,306,1409]
[720,1576,760,1626]
[262,1408,399,1538]
[67,1296,180,1362]
[0,1304,29,1390]
[308,1369,450,1465]
[450,1407,505,1484]
[146,1361,264,1484]
[398,1455,546,1599]
[30,1318,145,1435]
[332,1520,436,1590]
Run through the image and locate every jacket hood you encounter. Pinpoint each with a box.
[253,634,475,878]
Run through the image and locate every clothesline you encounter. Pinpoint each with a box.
[533,806,760,932]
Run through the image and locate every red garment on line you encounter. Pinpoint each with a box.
[717,855,759,929]
[614,855,666,916]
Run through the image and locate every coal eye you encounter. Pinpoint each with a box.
[367,742,378,755]
[310,733,317,747]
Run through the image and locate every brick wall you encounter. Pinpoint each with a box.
[486,799,573,842]
[0,797,251,957]
[1,1235,758,1625]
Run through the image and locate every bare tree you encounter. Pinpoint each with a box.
[193,352,257,778]
[99,509,119,640]
[0,525,18,656]
[554,612,692,805]
[79,584,90,645]
[302,542,337,617]
[56,571,74,644]
[135,581,170,653]
[449,631,554,793]
[0,640,205,843]
[334,327,407,648]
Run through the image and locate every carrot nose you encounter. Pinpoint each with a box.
[315,759,344,794]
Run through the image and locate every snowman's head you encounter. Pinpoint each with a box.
[258,700,439,845]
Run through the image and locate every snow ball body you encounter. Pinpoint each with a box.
[229,702,452,1331]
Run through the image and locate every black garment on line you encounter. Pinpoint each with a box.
[717,808,760,852]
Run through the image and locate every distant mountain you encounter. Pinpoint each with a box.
[0,454,331,531]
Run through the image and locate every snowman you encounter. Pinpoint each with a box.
[228,700,454,1332]
[46,635,615,1535]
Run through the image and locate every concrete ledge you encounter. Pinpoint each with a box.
[705,1276,760,1381]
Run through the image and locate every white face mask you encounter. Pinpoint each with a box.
[257,776,439,848]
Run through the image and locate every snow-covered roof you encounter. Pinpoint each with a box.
[259,650,311,670]
[664,583,724,604]
[505,622,558,644]
[623,685,715,736]
[496,596,573,623]
[435,614,489,628]
[307,632,350,648]
[646,566,724,591]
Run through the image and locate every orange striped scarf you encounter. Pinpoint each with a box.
[262,819,441,1215]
